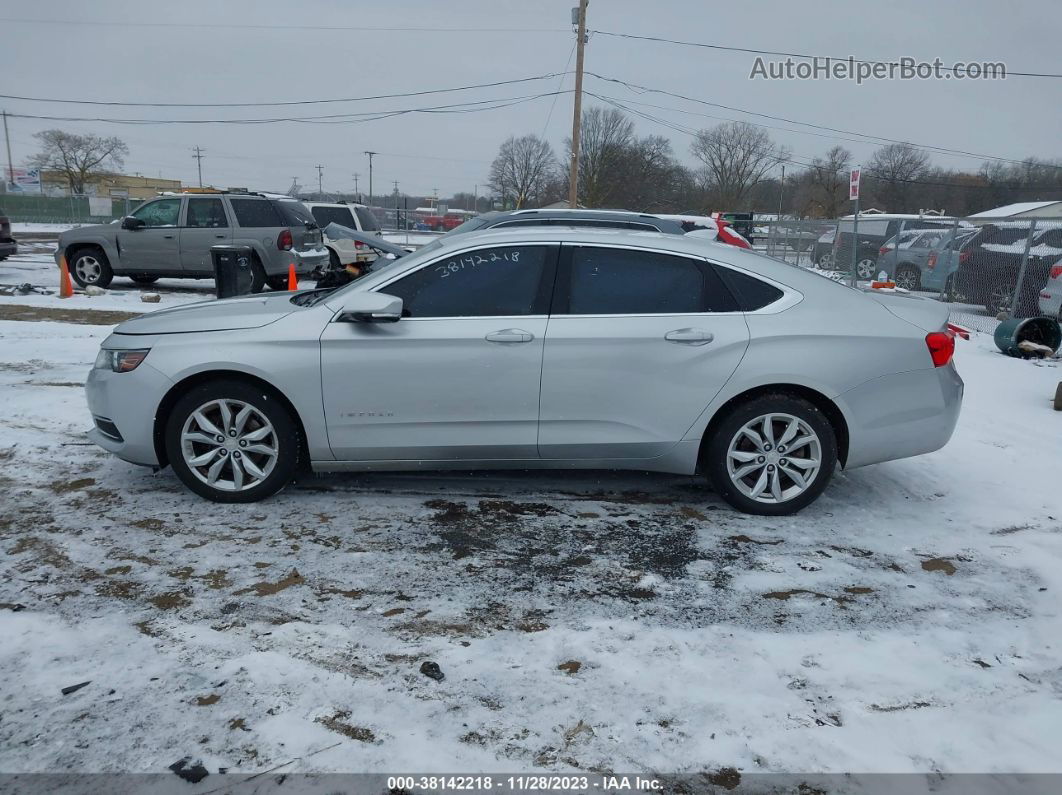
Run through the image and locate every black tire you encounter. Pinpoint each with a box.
[130,275,159,285]
[266,275,289,291]
[164,379,301,503]
[986,277,1017,317]
[704,394,838,516]
[69,247,114,289]
[894,264,921,291]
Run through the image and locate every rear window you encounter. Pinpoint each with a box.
[229,199,283,228]
[980,226,1029,245]
[310,205,356,229]
[354,207,380,232]
[716,267,784,310]
[274,200,317,228]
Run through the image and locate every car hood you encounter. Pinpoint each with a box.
[863,289,949,332]
[60,222,117,241]
[114,292,299,335]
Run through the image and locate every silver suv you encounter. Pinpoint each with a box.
[55,192,328,291]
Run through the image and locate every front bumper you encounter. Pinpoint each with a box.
[840,363,963,469]
[85,359,174,466]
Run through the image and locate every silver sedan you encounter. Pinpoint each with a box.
[85,227,963,515]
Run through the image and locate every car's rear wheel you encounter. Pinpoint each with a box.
[131,275,159,285]
[69,248,114,289]
[856,258,878,280]
[986,277,1017,316]
[894,264,921,291]
[816,252,834,269]
[266,275,289,291]
[704,395,838,516]
[164,379,300,503]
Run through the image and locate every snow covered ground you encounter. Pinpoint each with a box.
[1,248,1061,784]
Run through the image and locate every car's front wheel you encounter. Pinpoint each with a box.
[704,395,838,516]
[69,248,114,288]
[894,264,921,291]
[164,379,301,503]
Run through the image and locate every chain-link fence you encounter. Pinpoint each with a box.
[759,215,1062,335]
[0,194,137,224]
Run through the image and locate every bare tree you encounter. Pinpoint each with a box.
[690,121,789,209]
[565,106,635,207]
[866,142,931,212]
[806,145,851,218]
[487,134,556,209]
[29,130,129,195]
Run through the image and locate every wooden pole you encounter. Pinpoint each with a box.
[567,0,589,208]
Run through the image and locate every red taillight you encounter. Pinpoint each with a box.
[925,330,956,367]
[354,240,364,249]
[927,252,937,270]
[277,229,293,251]
[879,245,890,255]
[1050,265,1062,280]
[959,250,971,264]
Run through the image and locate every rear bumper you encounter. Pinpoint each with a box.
[840,364,963,469]
[0,239,16,257]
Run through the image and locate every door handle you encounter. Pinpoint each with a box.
[664,328,714,345]
[215,234,226,239]
[485,328,534,344]
[163,234,175,239]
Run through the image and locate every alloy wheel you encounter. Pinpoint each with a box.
[75,256,102,284]
[180,399,278,492]
[856,258,877,279]
[726,413,822,504]
[895,267,920,291]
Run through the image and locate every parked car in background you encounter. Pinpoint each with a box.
[766,223,821,253]
[922,229,978,299]
[445,209,689,237]
[0,214,16,261]
[55,192,328,291]
[955,222,1062,316]
[1036,258,1062,319]
[85,226,962,516]
[716,211,755,242]
[879,227,961,291]
[304,202,381,271]
[813,228,836,267]
[833,212,957,279]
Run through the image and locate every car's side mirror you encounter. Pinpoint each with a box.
[121,216,145,231]
[335,292,403,323]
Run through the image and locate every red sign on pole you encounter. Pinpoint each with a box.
[849,168,861,200]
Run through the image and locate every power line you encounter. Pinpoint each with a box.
[3,90,572,126]
[0,72,570,108]
[586,72,1062,171]
[589,29,1062,79]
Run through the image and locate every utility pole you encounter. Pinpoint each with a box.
[567,0,589,208]
[364,151,377,208]
[776,164,785,219]
[192,145,205,187]
[315,164,324,196]
[473,184,478,213]
[2,110,14,188]
[353,172,360,202]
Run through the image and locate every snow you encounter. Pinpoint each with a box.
[1,250,1062,779]
[969,201,1062,218]
[10,222,86,234]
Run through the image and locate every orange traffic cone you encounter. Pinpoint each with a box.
[287,263,298,291]
[58,253,74,299]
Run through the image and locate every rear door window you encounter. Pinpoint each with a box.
[562,246,735,315]
[354,207,380,232]
[230,199,283,228]
[185,198,228,228]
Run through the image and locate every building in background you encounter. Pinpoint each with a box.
[968,201,1062,222]
[40,171,182,199]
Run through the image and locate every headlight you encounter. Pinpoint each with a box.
[95,348,150,373]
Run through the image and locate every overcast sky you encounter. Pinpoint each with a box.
[1,0,1059,199]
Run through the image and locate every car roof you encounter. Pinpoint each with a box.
[484,208,688,232]
[304,201,369,209]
